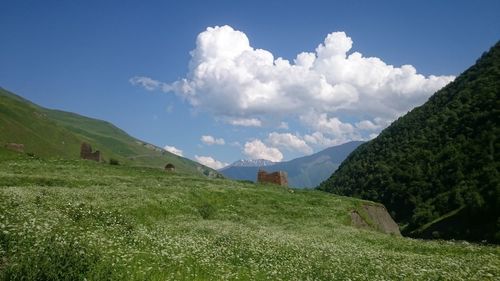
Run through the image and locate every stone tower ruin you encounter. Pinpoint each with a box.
[80,142,101,162]
[257,169,288,186]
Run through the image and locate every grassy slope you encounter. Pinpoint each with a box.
[0,150,498,280]
[0,89,83,159]
[0,88,217,176]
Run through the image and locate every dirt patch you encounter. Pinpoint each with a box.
[4,143,24,153]
[351,204,400,235]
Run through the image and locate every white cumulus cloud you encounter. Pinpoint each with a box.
[355,117,390,131]
[304,132,342,147]
[300,111,356,138]
[194,155,228,170]
[201,135,225,145]
[163,25,453,119]
[226,117,262,127]
[243,139,283,162]
[267,132,312,154]
[133,25,455,146]
[164,145,183,156]
[130,76,172,91]
[278,122,289,130]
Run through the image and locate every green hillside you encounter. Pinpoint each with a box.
[0,151,498,280]
[0,88,217,177]
[319,42,499,242]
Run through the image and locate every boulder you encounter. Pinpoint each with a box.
[351,204,401,235]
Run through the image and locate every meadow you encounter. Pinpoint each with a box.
[0,150,498,280]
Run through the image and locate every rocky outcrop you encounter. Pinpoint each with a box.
[257,169,288,186]
[351,204,401,235]
[80,142,101,162]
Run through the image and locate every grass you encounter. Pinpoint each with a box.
[0,87,217,176]
[0,150,499,280]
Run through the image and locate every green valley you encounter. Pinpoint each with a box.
[0,149,498,280]
[2,2,499,280]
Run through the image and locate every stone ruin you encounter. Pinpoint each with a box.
[257,169,288,186]
[80,142,101,162]
[4,143,24,153]
[164,163,175,172]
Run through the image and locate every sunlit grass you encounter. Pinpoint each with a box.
[0,152,498,280]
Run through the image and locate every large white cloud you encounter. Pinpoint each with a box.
[164,145,183,156]
[134,25,455,149]
[194,155,228,170]
[201,135,225,145]
[243,139,283,162]
[267,132,312,154]
[163,26,453,119]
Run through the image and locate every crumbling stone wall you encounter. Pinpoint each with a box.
[165,163,175,172]
[80,142,101,162]
[257,169,288,186]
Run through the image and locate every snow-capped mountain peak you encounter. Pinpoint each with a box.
[220,159,276,170]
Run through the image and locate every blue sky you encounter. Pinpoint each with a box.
[1,0,499,169]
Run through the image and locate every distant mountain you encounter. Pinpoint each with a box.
[319,42,499,243]
[0,87,219,177]
[221,159,275,170]
[220,141,363,188]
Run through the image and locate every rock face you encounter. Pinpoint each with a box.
[4,143,24,153]
[350,212,369,228]
[257,169,288,186]
[351,204,401,235]
[80,142,101,162]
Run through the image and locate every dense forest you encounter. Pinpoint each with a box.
[319,42,499,243]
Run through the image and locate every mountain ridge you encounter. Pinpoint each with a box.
[220,159,275,170]
[221,141,363,188]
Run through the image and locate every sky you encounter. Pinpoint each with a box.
[1,0,499,169]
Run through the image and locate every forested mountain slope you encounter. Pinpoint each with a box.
[319,42,500,243]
